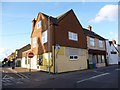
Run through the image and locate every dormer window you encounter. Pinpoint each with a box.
[37,21,41,29]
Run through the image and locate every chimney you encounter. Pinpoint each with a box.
[88,25,92,31]
[32,18,36,31]
[112,40,116,44]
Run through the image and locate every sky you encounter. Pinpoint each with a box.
[0,1,119,61]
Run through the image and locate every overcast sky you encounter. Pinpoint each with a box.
[0,1,119,61]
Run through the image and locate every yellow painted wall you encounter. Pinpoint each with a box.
[39,52,54,73]
[52,46,88,73]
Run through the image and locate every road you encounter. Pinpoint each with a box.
[1,65,119,88]
[1,67,30,88]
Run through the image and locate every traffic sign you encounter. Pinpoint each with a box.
[28,52,34,58]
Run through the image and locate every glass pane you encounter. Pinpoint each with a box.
[70,56,73,59]
[98,55,101,63]
[74,56,78,59]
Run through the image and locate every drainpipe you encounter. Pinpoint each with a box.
[48,16,51,74]
[53,25,56,74]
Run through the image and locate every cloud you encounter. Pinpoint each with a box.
[89,5,118,23]
[0,48,12,61]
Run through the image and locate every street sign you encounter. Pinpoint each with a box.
[28,52,34,58]
[55,44,60,50]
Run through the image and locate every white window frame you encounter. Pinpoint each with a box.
[32,37,37,48]
[42,30,48,44]
[90,37,95,47]
[69,55,79,60]
[99,40,104,48]
[68,32,78,41]
[37,21,41,29]
[101,55,105,63]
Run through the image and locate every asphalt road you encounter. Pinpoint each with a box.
[1,65,119,88]
[1,67,30,88]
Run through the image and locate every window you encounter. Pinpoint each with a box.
[97,55,101,63]
[89,54,93,64]
[101,55,105,63]
[25,57,27,64]
[90,37,95,46]
[37,21,41,29]
[32,37,37,48]
[42,30,48,44]
[28,58,30,64]
[99,40,103,48]
[68,32,78,41]
[38,55,43,65]
[69,55,78,60]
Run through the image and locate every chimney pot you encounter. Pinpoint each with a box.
[88,25,92,31]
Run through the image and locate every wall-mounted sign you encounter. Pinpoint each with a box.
[55,44,60,50]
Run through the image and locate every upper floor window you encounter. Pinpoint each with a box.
[37,21,41,29]
[68,32,78,41]
[99,40,104,48]
[32,37,37,48]
[42,30,48,44]
[90,37,95,46]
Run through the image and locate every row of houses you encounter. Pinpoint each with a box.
[7,9,119,73]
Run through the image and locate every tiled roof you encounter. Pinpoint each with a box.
[83,28,105,40]
[56,9,73,23]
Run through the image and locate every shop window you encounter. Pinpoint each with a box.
[101,55,105,63]
[89,54,93,64]
[97,55,101,63]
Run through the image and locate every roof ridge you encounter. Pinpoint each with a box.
[83,28,105,40]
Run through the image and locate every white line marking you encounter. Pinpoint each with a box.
[2,75,14,80]
[77,73,110,83]
[7,68,29,79]
[93,70,104,73]
[115,69,120,71]
[18,73,30,79]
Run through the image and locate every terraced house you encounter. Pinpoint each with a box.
[25,9,88,73]
[83,26,107,69]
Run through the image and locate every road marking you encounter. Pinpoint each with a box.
[115,69,120,71]
[77,73,110,83]
[3,75,14,80]
[7,68,29,79]
[93,70,104,74]
[18,73,30,79]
